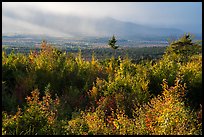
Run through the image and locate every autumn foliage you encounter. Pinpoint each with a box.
[2,34,202,135]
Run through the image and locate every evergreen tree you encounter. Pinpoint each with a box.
[167,33,201,57]
[108,35,118,58]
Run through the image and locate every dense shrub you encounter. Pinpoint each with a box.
[133,78,202,135]
[2,34,202,135]
[177,54,202,109]
[88,57,150,117]
[148,54,180,95]
[2,88,61,135]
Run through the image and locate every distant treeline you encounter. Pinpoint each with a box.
[2,45,167,63]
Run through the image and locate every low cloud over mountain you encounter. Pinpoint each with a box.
[3,8,184,40]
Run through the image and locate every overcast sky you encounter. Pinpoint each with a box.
[2,2,202,36]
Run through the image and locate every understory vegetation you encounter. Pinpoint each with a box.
[2,34,202,135]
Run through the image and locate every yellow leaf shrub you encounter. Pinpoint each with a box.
[137,78,201,135]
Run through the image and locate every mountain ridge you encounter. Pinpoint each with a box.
[3,8,186,40]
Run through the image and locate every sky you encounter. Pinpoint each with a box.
[2,2,202,36]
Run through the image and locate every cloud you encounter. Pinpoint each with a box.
[2,7,106,37]
[2,14,72,37]
[2,2,202,35]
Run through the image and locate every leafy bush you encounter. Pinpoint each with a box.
[178,54,202,109]
[2,88,61,135]
[148,54,180,96]
[165,33,202,63]
[2,34,202,135]
[89,57,150,117]
[64,108,135,135]
[133,78,202,135]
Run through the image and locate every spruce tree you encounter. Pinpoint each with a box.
[108,35,118,58]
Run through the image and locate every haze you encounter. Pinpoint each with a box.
[2,2,202,37]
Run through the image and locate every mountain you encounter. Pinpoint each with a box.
[3,8,184,40]
[92,17,183,40]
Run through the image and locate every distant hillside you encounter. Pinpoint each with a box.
[2,8,187,41]
[92,17,184,40]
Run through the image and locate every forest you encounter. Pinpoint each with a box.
[2,34,202,135]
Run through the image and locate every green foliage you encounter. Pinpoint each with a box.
[87,57,151,119]
[148,34,202,108]
[149,54,180,95]
[108,35,118,50]
[108,35,119,58]
[2,88,62,135]
[2,81,18,113]
[133,79,202,135]
[177,55,202,109]
[2,34,202,135]
[165,33,202,63]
